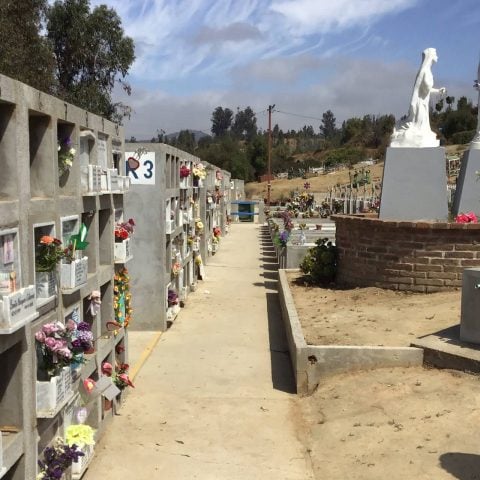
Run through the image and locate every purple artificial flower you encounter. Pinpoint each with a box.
[77,322,91,331]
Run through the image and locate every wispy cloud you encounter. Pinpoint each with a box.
[269,0,418,33]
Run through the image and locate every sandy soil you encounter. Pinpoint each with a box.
[286,271,480,479]
[287,271,460,346]
[301,367,480,480]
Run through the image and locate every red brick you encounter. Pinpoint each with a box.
[426,286,446,293]
[445,251,475,259]
[415,250,444,258]
[415,278,444,286]
[386,276,414,285]
[431,258,459,266]
[461,259,480,267]
[444,279,463,287]
[415,264,442,272]
[428,272,457,280]
[398,284,426,293]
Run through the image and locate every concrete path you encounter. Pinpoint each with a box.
[84,223,314,480]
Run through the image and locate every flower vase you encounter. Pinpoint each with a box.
[36,271,56,298]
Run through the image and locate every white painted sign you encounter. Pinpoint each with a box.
[3,285,36,325]
[126,151,155,185]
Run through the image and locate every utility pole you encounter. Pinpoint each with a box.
[267,104,275,207]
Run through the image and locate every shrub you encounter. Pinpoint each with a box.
[299,238,337,284]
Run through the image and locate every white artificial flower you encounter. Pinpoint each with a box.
[69,148,76,155]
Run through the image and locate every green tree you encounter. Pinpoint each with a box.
[319,110,337,140]
[0,0,55,92]
[232,106,257,141]
[175,130,195,153]
[211,106,233,137]
[47,0,135,121]
[246,134,267,178]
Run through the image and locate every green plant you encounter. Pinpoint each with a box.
[35,236,65,272]
[299,238,337,284]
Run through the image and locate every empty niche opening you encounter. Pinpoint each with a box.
[0,102,16,199]
[100,281,112,336]
[0,343,23,427]
[29,111,53,198]
[99,208,112,266]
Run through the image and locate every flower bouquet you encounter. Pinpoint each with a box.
[172,262,182,276]
[102,361,134,390]
[36,236,65,273]
[114,268,132,327]
[114,218,135,241]
[455,211,478,223]
[58,137,76,177]
[180,165,191,178]
[167,289,178,307]
[35,320,93,378]
[114,219,135,262]
[37,438,84,480]
[273,230,290,248]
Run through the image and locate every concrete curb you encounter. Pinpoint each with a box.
[278,269,424,395]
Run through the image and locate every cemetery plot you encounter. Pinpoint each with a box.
[286,271,460,347]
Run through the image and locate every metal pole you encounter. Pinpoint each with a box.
[267,104,275,207]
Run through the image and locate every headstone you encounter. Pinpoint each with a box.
[379,147,448,221]
[451,149,480,216]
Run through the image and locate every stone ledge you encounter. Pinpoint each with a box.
[278,269,424,395]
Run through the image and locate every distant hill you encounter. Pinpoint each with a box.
[166,130,210,142]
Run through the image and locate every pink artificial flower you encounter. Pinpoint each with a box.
[456,212,478,223]
[51,339,68,353]
[66,319,77,332]
[466,212,478,223]
[35,331,46,343]
[44,337,57,350]
[118,373,134,388]
[102,362,113,376]
[56,348,72,359]
[42,323,60,335]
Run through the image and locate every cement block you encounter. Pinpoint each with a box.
[460,268,480,343]
[379,147,448,221]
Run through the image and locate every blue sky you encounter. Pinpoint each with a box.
[90,0,480,138]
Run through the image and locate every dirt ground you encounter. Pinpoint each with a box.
[300,367,480,479]
[286,272,480,479]
[287,271,460,346]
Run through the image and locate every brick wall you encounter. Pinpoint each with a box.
[332,215,480,293]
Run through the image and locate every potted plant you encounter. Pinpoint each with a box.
[35,236,64,298]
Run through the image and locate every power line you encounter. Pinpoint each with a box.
[275,109,324,122]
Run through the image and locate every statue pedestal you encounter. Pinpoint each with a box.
[379,147,448,221]
[452,148,480,216]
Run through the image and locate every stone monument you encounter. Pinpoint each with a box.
[451,57,480,216]
[379,48,448,221]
